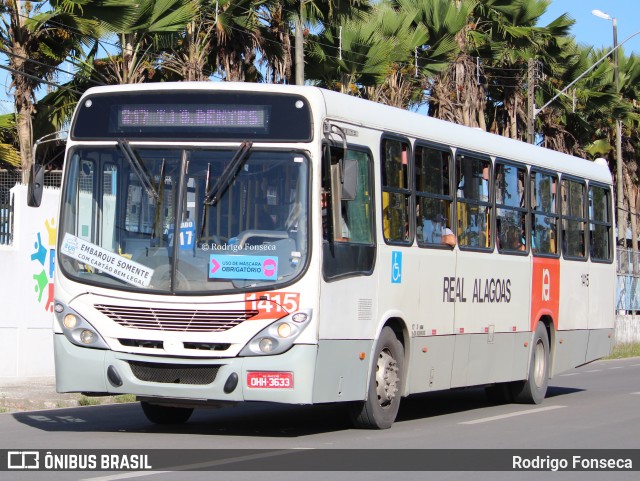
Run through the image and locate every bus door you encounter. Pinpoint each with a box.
[586,184,615,358]
[319,143,376,340]
[452,157,530,387]
[412,144,457,392]
[587,184,615,325]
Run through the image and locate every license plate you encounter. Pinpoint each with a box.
[247,371,294,389]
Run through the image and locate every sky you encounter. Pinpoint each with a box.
[539,0,640,55]
[1,1,639,116]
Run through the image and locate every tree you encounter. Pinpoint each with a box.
[210,0,268,82]
[269,0,371,85]
[0,0,93,179]
[160,1,217,81]
[0,114,20,169]
[52,0,198,85]
[306,3,415,101]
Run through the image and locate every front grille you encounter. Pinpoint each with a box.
[119,338,231,351]
[128,361,220,385]
[96,304,258,332]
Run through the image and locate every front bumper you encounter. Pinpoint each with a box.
[54,333,318,404]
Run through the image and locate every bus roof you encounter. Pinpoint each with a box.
[78,82,612,185]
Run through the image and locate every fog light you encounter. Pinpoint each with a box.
[80,329,97,345]
[277,323,292,338]
[63,314,78,329]
[258,337,276,353]
[291,313,308,323]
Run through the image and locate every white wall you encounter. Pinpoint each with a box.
[0,184,59,379]
[615,314,640,345]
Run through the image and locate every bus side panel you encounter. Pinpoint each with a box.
[318,275,379,340]
[454,252,531,336]
[588,262,615,331]
[450,334,471,388]
[448,332,531,388]
[466,333,515,385]
[585,328,614,363]
[417,251,456,337]
[551,330,589,376]
[451,251,530,388]
[585,259,615,363]
[311,339,373,403]
[407,336,455,393]
[558,260,589,330]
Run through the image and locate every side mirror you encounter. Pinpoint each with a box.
[27,163,44,207]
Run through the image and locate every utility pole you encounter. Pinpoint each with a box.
[593,9,625,245]
[613,18,625,246]
[294,1,306,85]
[527,58,536,144]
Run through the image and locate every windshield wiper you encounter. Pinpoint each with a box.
[204,141,253,206]
[117,139,158,200]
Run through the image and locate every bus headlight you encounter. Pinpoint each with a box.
[259,337,277,353]
[240,309,312,356]
[80,329,98,345]
[63,314,78,329]
[54,301,109,350]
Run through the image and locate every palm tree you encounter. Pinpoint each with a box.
[53,0,198,85]
[266,0,371,85]
[306,3,416,102]
[0,114,20,169]
[211,0,268,82]
[424,0,485,128]
[480,3,573,140]
[0,0,94,179]
[160,1,217,81]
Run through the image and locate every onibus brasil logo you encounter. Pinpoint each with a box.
[31,218,56,312]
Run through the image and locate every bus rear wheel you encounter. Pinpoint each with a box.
[511,322,549,404]
[349,326,404,429]
[140,402,194,425]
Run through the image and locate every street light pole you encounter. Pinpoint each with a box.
[593,9,625,246]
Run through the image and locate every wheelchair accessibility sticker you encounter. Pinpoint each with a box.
[391,251,402,284]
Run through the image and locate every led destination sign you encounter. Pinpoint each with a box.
[118,105,269,131]
[71,90,312,141]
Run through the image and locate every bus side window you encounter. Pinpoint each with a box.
[455,153,492,250]
[495,161,527,254]
[561,178,587,259]
[530,171,558,255]
[381,138,411,244]
[322,144,375,280]
[588,185,612,261]
[415,144,454,248]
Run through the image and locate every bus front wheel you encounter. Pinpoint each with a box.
[349,326,404,429]
[511,322,550,404]
[140,402,194,425]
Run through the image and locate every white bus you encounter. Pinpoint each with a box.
[29,82,615,429]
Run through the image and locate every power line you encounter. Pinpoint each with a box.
[0,64,82,95]
[0,48,106,90]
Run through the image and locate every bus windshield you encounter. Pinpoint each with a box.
[58,146,309,294]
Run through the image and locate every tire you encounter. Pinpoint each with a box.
[140,402,194,425]
[510,322,550,404]
[349,326,404,429]
[485,383,513,404]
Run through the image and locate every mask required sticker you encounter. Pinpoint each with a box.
[60,233,154,287]
[209,254,278,281]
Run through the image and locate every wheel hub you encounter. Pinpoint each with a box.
[375,348,399,406]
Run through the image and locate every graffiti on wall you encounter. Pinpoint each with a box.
[31,218,57,312]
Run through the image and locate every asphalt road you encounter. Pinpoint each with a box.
[1,357,639,481]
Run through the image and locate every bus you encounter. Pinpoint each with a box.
[29,82,615,429]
